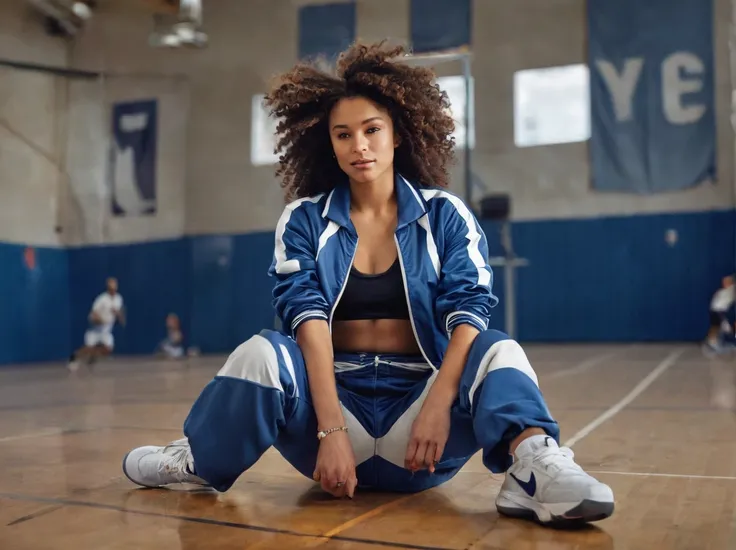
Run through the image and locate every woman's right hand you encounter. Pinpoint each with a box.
[312,431,358,498]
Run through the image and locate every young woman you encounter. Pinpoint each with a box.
[122,42,614,528]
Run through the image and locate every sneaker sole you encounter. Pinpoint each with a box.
[497,498,614,528]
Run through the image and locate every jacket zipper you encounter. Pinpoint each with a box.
[328,236,358,334]
[394,234,436,369]
[373,353,379,463]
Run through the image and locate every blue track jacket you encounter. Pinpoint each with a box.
[268,173,499,369]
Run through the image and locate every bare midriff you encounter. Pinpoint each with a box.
[331,319,422,355]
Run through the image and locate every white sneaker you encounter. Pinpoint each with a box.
[496,435,614,527]
[122,438,209,488]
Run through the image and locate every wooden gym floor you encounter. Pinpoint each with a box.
[1,344,735,549]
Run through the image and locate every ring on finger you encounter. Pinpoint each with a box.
[335,481,345,488]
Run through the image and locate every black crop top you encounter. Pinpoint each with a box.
[332,259,410,321]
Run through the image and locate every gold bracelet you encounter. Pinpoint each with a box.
[317,426,348,440]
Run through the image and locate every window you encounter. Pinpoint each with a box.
[437,75,475,149]
[513,64,590,148]
[250,94,280,166]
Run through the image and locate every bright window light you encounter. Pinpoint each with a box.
[250,94,280,166]
[514,64,590,148]
[437,75,475,150]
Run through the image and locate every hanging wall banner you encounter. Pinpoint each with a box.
[588,0,715,193]
[298,2,356,61]
[410,0,471,54]
[110,99,158,216]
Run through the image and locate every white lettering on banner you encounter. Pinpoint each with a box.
[595,51,707,124]
[595,58,644,122]
[661,52,706,124]
[120,113,149,132]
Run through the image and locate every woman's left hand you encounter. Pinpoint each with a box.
[404,396,451,473]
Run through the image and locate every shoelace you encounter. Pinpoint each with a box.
[157,443,194,482]
[532,445,582,473]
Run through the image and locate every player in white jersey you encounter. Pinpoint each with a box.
[157,313,185,359]
[705,274,735,352]
[68,277,125,370]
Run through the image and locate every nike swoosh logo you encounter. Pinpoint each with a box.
[510,472,536,496]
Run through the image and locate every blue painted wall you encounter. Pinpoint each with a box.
[67,238,192,357]
[497,209,735,342]
[188,233,275,354]
[0,242,70,364]
[1,209,733,364]
[66,233,275,359]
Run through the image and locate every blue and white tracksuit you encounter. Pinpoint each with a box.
[183,174,559,493]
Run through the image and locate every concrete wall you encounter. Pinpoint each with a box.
[474,0,732,220]
[0,1,69,246]
[69,0,419,236]
[69,0,733,233]
[0,1,69,66]
[63,74,189,245]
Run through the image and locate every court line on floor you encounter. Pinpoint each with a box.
[0,492,453,550]
[0,397,196,412]
[0,426,116,444]
[547,351,620,380]
[319,495,416,538]
[587,470,736,481]
[6,505,64,526]
[563,349,685,448]
[0,428,63,443]
[252,494,419,550]
[5,476,128,527]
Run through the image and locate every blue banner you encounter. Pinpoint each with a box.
[298,2,356,61]
[588,0,715,193]
[410,0,471,54]
[110,99,158,216]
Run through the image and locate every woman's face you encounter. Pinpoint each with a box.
[328,96,397,185]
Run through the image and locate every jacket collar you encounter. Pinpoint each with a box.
[321,172,428,230]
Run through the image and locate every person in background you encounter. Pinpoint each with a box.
[158,313,185,359]
[705,274,735,353]
[68,277,125,371]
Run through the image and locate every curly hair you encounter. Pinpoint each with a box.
[263,41,457,200]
